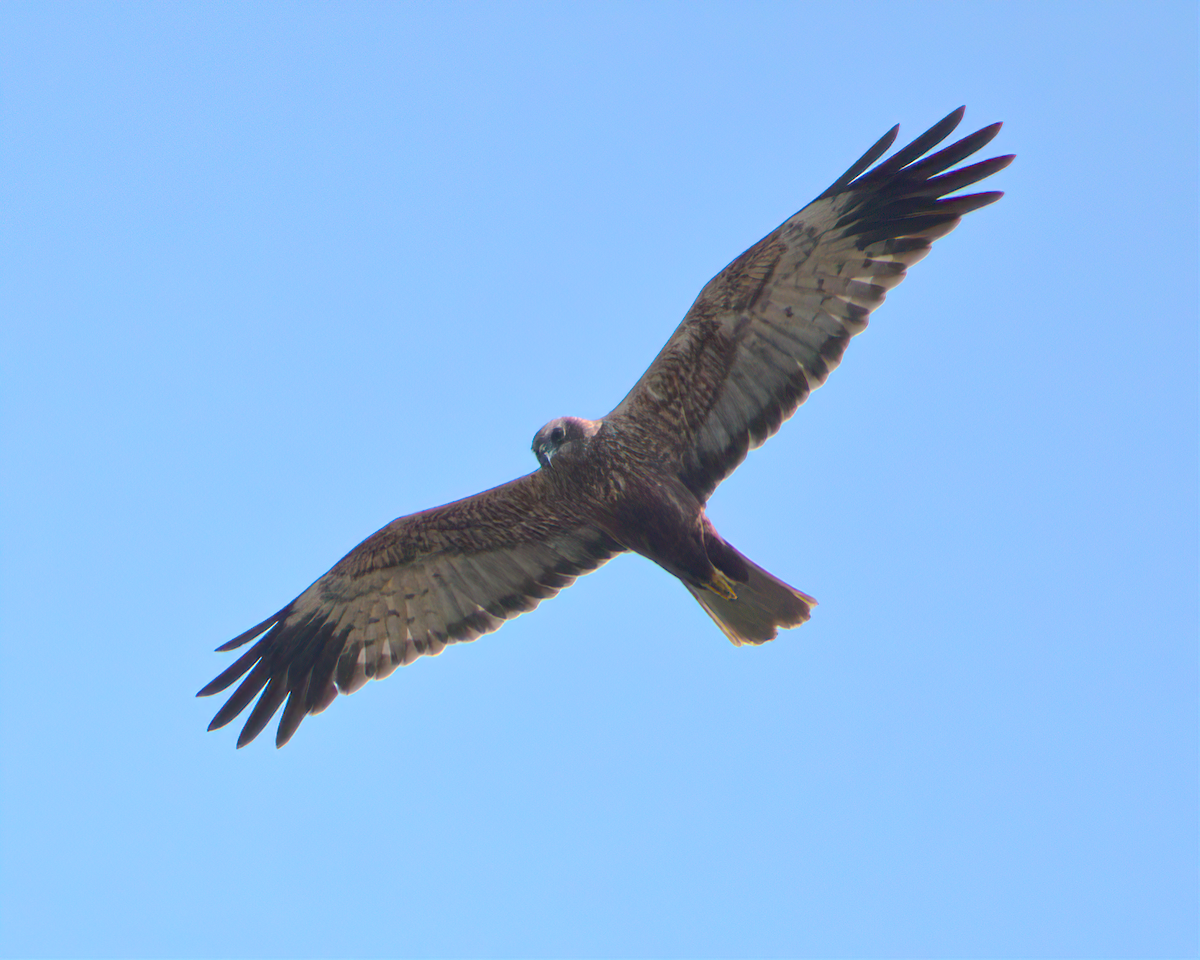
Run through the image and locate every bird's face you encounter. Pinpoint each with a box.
[532,416,600,470]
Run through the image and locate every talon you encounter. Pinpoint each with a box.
[706,568,738,601]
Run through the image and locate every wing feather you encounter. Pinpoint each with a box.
[608,108,1012,500]
[436,559,501,640]
[276,677,311,747]
[199,472,623,747]
[403,566,441,657]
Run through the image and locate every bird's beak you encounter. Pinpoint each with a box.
[534,442,554,470]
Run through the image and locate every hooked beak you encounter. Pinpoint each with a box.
[534,440,554,471]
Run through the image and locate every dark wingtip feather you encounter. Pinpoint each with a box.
[917,155,1014,197]
[900,124,1006,183]
[236,674,290,748]
[939,190,1005,214]
[275,685,310,748]
[822,107,1010,252]
[206,660,271,730]
[215,607,289,652]
[311,681,338,714]
[852,107,966,187]
[819,123,900,199]
[197,638,268,697]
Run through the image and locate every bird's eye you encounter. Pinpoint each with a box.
[550,426,565,445]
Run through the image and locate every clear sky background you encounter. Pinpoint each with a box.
[2,3,1195,958]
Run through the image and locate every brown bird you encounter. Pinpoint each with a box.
[199,107,1012,748]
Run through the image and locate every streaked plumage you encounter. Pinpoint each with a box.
[200,107,1012,748]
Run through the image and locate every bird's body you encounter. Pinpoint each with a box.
[534,414,810,631]
[200,108,1013,748]
[537,417,716,587]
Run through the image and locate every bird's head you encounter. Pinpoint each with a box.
[532,416,600,470]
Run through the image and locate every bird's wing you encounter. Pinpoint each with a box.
[198,472,623,748]
[608,107,1013,501]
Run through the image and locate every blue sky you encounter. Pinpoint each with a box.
[2,3,1195,957]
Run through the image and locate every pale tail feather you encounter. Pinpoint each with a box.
[685,550,815,646]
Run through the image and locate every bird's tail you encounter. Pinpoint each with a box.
[684,545,816,646]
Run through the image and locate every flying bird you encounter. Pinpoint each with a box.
[199,107,1012,748]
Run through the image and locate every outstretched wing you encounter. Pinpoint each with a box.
[608,107,1013,501]
[198,473,623,748]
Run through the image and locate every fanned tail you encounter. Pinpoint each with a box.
[685,545,815,646]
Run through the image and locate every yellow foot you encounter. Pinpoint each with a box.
[706,568,738,601]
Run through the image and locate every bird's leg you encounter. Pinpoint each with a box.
[705,567,739,601]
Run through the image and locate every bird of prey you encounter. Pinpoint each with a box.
[199,107,1012,748]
